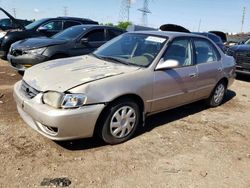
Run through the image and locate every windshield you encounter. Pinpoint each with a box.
[93,33,167,67]
[245,39,250,45]
[25,18,47,30]
[52,26,86,40]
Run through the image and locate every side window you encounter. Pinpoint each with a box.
[42,21,63,31]
[63,21,81,29]
[163,38,192,66]
[84,29,105,42]
[194,39,219,64]
[108,29,123,40]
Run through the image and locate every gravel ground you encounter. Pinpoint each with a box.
[0,59,250,188]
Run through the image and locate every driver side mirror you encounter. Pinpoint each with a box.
[80,38,89,44]
[155,59,180,70]
[37,26,48,32]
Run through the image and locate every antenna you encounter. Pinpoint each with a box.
[119,0,131,22]
[138,0,151,26]
[63,6,68,16]
[241,6,246,33]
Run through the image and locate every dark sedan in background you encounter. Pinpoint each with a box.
[8,25,124,72]
[0,17,98,59]
[193,32,226,52]
[226,38,250,75]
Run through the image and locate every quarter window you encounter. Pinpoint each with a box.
[63,21,81,29]
[108,29,123,39]
[194,39,219,64]
[163,39,192,66]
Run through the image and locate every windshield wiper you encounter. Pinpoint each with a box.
[99,56,130,66]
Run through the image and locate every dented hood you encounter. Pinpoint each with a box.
[23,55,140,92]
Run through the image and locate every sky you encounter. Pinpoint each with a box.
[0,0,249,33]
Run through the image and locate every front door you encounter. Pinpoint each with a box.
[151,38,198,113]
[72,29,107,56]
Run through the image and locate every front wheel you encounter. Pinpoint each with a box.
[100,99,140,145]
[206,81,227,107]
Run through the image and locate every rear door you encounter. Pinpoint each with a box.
[193,38,223,99]
[151,37,198,112]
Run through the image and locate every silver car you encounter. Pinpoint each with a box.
[13,31,236,144]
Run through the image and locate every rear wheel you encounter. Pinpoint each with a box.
[206,81,227,107]
[100,99,140,145]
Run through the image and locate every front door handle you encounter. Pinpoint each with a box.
[189,73,197,78]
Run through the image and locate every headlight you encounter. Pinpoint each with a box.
[43,91,63,108]
[61,94,87,109]
[24,47,46,55]
[0,31,7,38]
[42,91,87,109]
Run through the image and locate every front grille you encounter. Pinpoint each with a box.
[235,51,250,65]
[10,48,24,57]
[20,80,40,99]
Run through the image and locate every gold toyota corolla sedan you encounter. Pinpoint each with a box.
[13,31,236,144]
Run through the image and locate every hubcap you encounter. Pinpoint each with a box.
[214,84,225,104]
[110,106,136,138]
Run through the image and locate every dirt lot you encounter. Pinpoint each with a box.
[0,59,249,188]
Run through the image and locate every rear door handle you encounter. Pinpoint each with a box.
[189,73,197,78]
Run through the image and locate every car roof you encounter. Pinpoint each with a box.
[56,17,96,22]
[129,30,207,40]
[38,17,97,23]
[69,24,125,31]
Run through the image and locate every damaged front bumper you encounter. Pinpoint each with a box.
[13,81,105,141]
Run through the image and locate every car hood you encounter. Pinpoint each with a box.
[229,44,250,52]
[13,37,67,50]
[23,55,141,92]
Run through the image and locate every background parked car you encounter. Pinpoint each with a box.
[226,38,250,75]
[193,32,226,52]
[0,18,31,31]
[0,17,98,59]
[209,31,227,44]
[8,25,124,72]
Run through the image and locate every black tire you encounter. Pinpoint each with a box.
[17,70,24,76]
[206,81,227,107]
[100,99,141,145]
[50,54,68,60]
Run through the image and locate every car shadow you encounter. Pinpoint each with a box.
[56,90,236,151]
[236,74,250,82]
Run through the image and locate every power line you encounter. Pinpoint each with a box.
[119,0,131,22]
[138,0,151,26]
[241,6,246,33]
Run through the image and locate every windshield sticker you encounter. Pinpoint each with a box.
[145,36,166,43]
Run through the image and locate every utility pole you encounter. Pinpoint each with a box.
[119,0,131,22]
[63,6,68,16]
[13,8,16,18]
[198,19,201,32]
[138,0,151,26]
[241,6,246,33]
